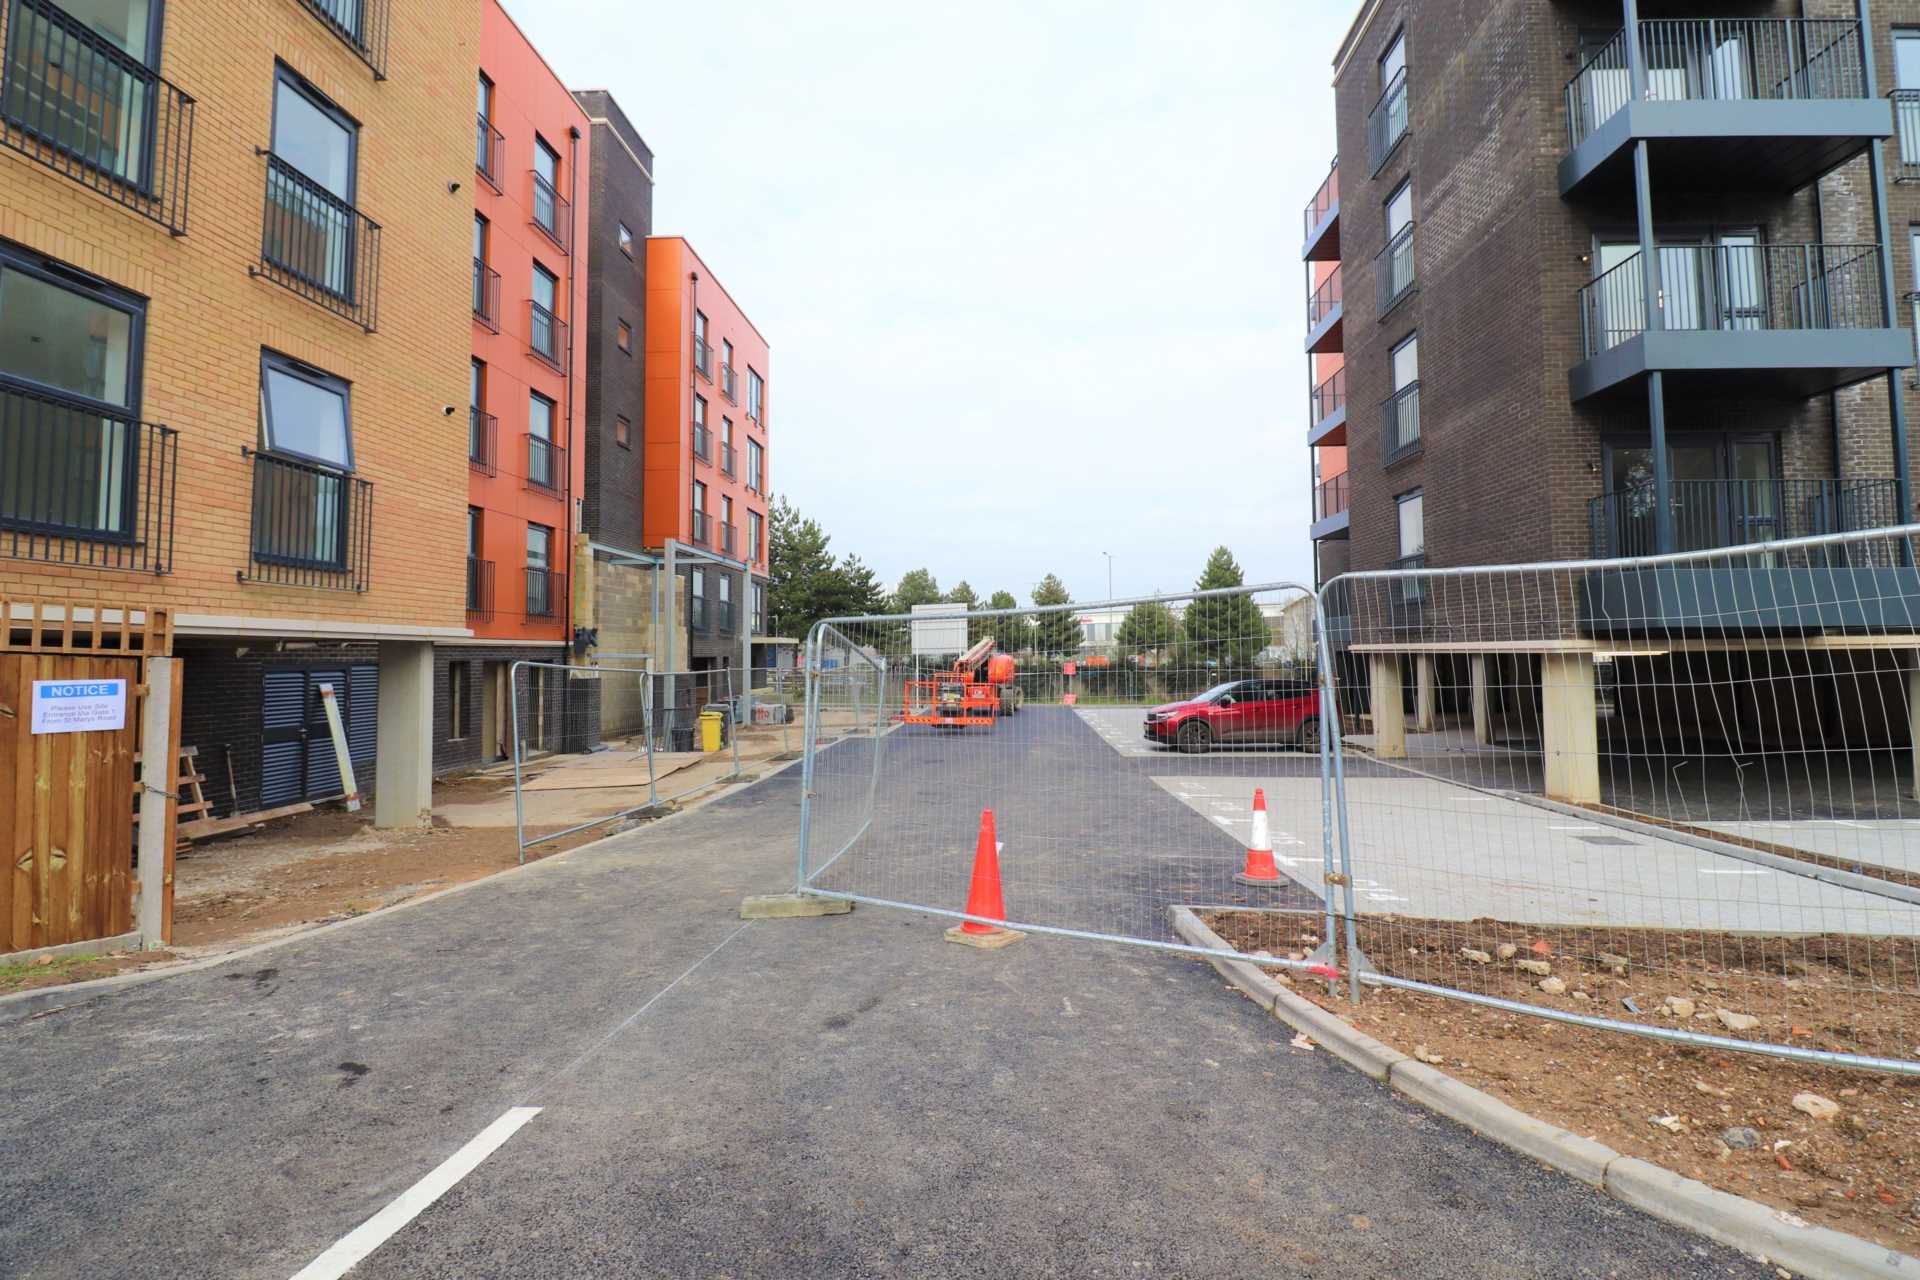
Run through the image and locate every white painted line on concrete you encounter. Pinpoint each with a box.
[1699,868,1770,876]
[290,1106,541,1280]
[1549,824,1601,832]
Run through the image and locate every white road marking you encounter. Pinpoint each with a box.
[290,1106,542,1280]
[1549,824,1601,832]
[1700,868,1770,876]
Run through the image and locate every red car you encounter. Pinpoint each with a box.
[1144,678,1320,753]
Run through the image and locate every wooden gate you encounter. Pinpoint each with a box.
[0,602,175,954]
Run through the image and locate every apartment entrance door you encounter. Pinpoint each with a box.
[1603,434,1778,554]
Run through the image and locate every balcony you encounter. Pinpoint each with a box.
[1311,473,1349,541]
[722,364,738,402]
[1571,243,1912,400]
[1588,477,1900,559]
[721,522,738,557]
[1305,265,1343,355]
[1390,552,1427,607]
[530,170,569,253]
[1561,19,1885,198]
[525,434,563,496]
[1308,367,1346,447]
[468,407,496,476]
[720,443,737,478]
[1376,222,1415,316]
[0,381,177,575]
[255,153,382,332]
[472,257,500,331]
[466,556,494,621]
[529,300,566,371]
[692,423,712,464]
[694,338,713,379]
[475,112,503,190]
[1302,157,1339,261]
[1380,382,1421,466]
[240,447,372,592]
[1368,67,1408,175]
[296,0,389,79]
[690,510,710,547]
[1894,91,1920,183]
[0,0,196,235]
[524,566,562,619]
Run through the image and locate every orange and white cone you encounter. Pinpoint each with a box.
[1234,788,1283,886]
[946,808,1025,949]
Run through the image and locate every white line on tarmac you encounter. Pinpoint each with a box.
[289,1106,542,1280]
[1700,868,1770,876]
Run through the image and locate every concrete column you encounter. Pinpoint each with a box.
[1369,654,1406,759]
[1541,652,1601,804]
[136,656,178,948]
[1415,654,1436,732]
[1907,652,1920,801]
[1471,654,1492,745]
[374,640,435,828]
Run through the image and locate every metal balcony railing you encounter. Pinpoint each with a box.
[692,423,711,463]
[690,510,710,546]
[530,169,569,253]
[1588,478,1902,558]
[1308,265,1342,329]
[1367,67,1408,174]
[717,600,736,634]
[1303,158,1338,240]
[1893,90,1920,183]
[722,364,738,402]
[257,153,381,331]
[466,555,494,620]
[1390,553,1427,607]
[721,522,738,556]
[721,443,737,477]
[472,256,500,331]
[469,407,496,476]
[1377,222,1416,314]
[240,447,372,591]
[525,435,563,496]
[0,0,196,235]
[524,566,561,619]
[1567,20,1867,149]
[529,300,566,370]
[296,0,389,79]
[1381,382,1421,464]
[1578,243,1886,359]
[694,337,713,379]
[1313,473,1349,524]
[0,382,177,574]
[475,112,503,189]
[1310,366,1345,427]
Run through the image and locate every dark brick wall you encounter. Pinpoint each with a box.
[681,564,767,665]
[572,91,654,551]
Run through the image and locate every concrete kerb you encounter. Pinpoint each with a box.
[0,750,811,1027]
[1168,905,1919,1280]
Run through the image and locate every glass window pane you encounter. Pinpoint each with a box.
[263,365,350,466]
[527,524,549,565]
[1397,493,1423,557]
[476,75,492,119]
[272,78,353,200]
[1387,184,1412,235]
[474,216,486,260]
[1381,33,1404,84]
[1391,336,1418,389]
[532,266,556,310]
[0,266,133,406]
[528,392,552,441]
[1897,33,1920,90]
[535,138,558,184]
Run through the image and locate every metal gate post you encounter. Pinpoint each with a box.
[795,623,824,892]
[1311,594,1371,1003]
[509,659,527,863]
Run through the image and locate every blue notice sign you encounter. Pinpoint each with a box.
[30,679,128,734]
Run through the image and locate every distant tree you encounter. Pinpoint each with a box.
[984,589,1030,653]
[946,580,985,642]
[890,567,944,613]
[1115,600,1180,658]
[1181,546,1266,673]
[767,495,840,639]
[833,555,889,617]
[1029,574,1081,656]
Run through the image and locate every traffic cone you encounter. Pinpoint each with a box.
[945,808,1025,949]
[1234,788,1283,886]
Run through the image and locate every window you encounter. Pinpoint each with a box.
[753,581,767,631]
[475,74,496,179]
[617,319,632,353]
[0,244,145,539]
[527,522,554,617]
[449,661,468,740]
[722,494,734,549]
[528,390,556,491]
[693,479,708,540]
[721,416,734,473]
[722,338,734,372]
[1386,181,1412,237]
[468,505,481,556]
[1,0,164,187]
[618,222,634,256]
[1397,489,1424,559]
[747,438,764,491]
[693,310,710,376]
[1370,29,1410,172]
[747,367,764,420]
[471,215,495,324]
[692,567,708,629]
[693,393,709,460]
[266,65,358,299]
[614,414,631,449]
[749,509,763,562]
[694,310,707,346]
[532,134,561,239]
[1382,180,1416,308]
[1386,333,1419,457]
[473,214,488,263]
[469,359,491,467]
[1381,30,1405,87]
[261,351,352,469]
[528,522,550,567]
[719,572,733,632]
[531,262,559,362]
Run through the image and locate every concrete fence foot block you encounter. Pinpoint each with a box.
[739,894,854,920]
[943,925,1025,949]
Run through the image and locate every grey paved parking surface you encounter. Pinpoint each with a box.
[0,751,1780,1279]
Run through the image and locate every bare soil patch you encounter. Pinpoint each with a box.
[1205,909,1920,1257]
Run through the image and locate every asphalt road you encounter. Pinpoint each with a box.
[0,754,1776,1279]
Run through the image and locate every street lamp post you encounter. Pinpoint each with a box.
[1102,551,1114,602]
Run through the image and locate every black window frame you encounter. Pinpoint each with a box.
[0,0,170,196]
[270,61,358,206]
[617,222,633,257]
[614,413,631,449]
[617,318,631,353]
[476,71,493,124]
[259,348,354,472]
[1395,487,1425,558]
[531,259,558,309]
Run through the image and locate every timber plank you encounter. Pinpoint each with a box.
[0,656,17,949]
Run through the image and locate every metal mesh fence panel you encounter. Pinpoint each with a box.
[1318,526,1920,1075]
[795,586,1346,970]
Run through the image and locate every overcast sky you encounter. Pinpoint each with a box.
[508,0,1352,605]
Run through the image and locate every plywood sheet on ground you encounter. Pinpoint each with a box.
[521,752,707,792]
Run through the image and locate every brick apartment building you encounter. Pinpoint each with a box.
[1305,0,1920,800]
[0,0,473,825]
[444,0,590,771]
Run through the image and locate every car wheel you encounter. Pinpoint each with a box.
[1296,717,1320,752]
[1177,721,1212,754]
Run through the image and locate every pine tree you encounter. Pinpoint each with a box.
[1181,547,1267,674]
[1029,574,1081,656]
[1115,600,1180,658]
[767,495,838,639]
[984,589,1029,653]
[889,567,943,612]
